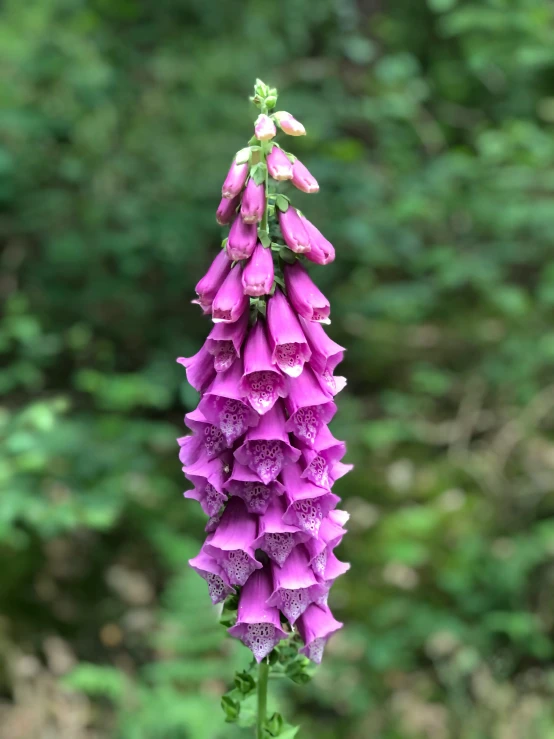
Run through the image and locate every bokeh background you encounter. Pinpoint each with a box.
[3,0,554,737]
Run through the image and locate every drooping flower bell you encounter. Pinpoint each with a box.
[178,80,350,681]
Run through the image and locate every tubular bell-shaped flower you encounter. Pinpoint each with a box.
[266,289,311,377]
[228,568,288,661]
[179,82,350,720]
[238,319,287,414]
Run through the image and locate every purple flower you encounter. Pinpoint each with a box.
[183,454,229,517]
[194,250,232,313]
[206,308,249,372]
[267,147,293,181]
[266,289,311,378]
[274,111,306,137]
[280,463,340,538]
[305,512,348,578]
[297,604,342,664]
[216,194,240,225]
[278,207,311,254]
[284,366,337,447]
[299,316,345,378]
[253,496,309,566]
[283,261,331,324]
[198,359,260,445]
[266,546,326,624]
[204,498,262,586]
[179,408,229,463]
[176,345,215,393]
[222,160,249,199]
[227,217,258,261]
[225,460,284,515]
[234,402,300,484]
[300,425,353,489]
[301,216,335,265]
[241,178,265,224]
[254,114,276,141]
[242,242,274,297]
[291,159,319,193]
[189,545,235,605]
[228,568,288,661]
[238,319,287,414]
[212,265,249,324]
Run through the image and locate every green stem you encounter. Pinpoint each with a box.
[256,659,269,739]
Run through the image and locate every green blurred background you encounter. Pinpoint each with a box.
[3,0,554,737]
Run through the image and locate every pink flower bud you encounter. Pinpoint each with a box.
[254,114,276,141]
[222,160,249,199]
[242,242,274,297]
[241,178,265,224]
[227,217,258,261]
[274,111,306,136]
[212,264,249,323]
[267,147,293,181]
[194,250,232,313]
[291,159,319,193]
[278,207,311,254]
[283,261,330,323]
[216,194,240,225]
[301,216,335,265]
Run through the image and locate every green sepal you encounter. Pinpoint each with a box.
[273,274,285,289]
[275,195,289,213]
[279,247,296,264]
[284,656,314,685]
[265,712,284,736]
[284,152,297,163]
[221,237,228,249]
[234,670,256,696]
[258,229,271,248]
[278,725,300,739]
[221,695,240,723]
[250,162,267,186]
[235,147,251,164]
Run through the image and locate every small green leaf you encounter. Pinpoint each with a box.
[275,195,289,212]
[251,162,267,186]
[279,725,300,739]
[221,695,240,723]
[234,670,256,695]
[279,247,296,264]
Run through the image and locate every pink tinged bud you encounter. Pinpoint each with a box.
[274,111,306,136]
[297,604,343,664]
[266,545,327,624]
[198,359,260,446]
[278,208,311,254]
[254,113,276,141]
[238,320,288,414]
[242,242,274,297]
[291,159,319,193]
[204,498,262,586]
[216,194,240,225]
[267,147,293,181]
[227,217,258,261]
[194,250,232,313]
[212,265,249,324]
[183,454,229,517]
[301,216,335,265]
[266,289,311,377]
[225,461,285,515]
[228,568,288,662]
[241,178,265,224]
[222,160,249,198]
[205,308,249,372]
[234,401,301,485]
[253,496,309,567]
[177,345,216,393]
[284,261,330,324]
[284,366,337,447]
[189,545,235,605]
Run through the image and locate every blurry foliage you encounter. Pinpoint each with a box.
[2,0,554,737]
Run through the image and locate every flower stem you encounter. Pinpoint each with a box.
[256,659,269,739]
